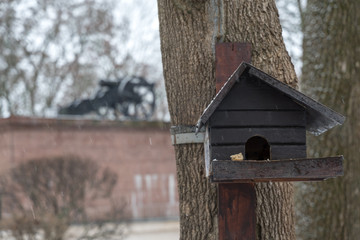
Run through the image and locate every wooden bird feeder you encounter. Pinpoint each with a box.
[196,62,345,182]
[194,43,345,240]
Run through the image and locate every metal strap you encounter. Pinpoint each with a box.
[170,125,205,145]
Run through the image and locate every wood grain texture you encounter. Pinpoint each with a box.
[218,183,256,240]
[210,127,306,145]
[217,74,303,111]
[209,110,306,127]
[211,145,245,160]
[157,1,218,239]
[211,145,306,160]
[212,44,259,240]
[215,44,256,240]
[212,157,344,182]
[271,145,307,159]
[197,62,344,135]
[215,43,251,92]
[248,68,344,134]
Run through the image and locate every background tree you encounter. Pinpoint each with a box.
[157,0,298,239]
[0,0,164,119]
[295,1,360,239]
[0,0,128,116]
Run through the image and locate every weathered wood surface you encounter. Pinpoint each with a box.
[210,127,306,145]
[248,68,345,135]
[216,43,252,93]
[218,183,256,240]
[212,156,344,182]
[216,43,256,240]
[196,62,345,136]
[211,144,306,160]
[217,74,303,110]
[271,145,307,159]
[209,110,306,127]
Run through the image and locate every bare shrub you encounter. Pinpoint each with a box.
[0,155,125,240]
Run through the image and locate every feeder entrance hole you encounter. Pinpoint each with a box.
[245,136,271,160]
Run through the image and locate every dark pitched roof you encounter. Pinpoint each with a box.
[195,62,345,135]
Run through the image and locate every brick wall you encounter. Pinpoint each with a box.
[0,116,178,220]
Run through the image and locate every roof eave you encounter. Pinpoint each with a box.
[195,62,250,132]
[248,68,345,135]
[195,63,345,135]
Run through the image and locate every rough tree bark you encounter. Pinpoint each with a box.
[157,1,298,239]
[296,1,360,239]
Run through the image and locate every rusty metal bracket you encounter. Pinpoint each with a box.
[170,125,205,145]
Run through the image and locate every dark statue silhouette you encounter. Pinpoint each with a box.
[59,76,156,120]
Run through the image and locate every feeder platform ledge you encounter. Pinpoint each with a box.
[211,156,344,183]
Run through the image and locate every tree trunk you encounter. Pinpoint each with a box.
[296,1,360,239]
[157,1,298,239]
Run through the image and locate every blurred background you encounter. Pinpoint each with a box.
[0,0,304,239]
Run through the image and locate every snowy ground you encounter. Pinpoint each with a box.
[0,220,180,240]
[125,220,179,240]
[66,220,180,240]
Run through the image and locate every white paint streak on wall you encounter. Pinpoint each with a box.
[161,174,167,198]
[132,174,143,218]
[134,174,142,190]
[145,174,152,191]
[132,173,178,219]
[152,174,158,183]
[168,174,176,205]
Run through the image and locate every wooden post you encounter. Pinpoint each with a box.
[215,43,252,93]
[216,43,256,240]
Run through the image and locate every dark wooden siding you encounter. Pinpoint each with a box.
[217,74,304,111]
[212,157,343,182]
[210,127,306,145]
[211,145,306,160]
[209,74,307,161]
[209,111,305,127]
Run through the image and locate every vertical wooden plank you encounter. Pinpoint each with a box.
[219,183,256,240]
[215,43,251,93]
[216,43,255,240]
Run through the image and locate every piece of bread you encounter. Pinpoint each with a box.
[230,152,244,161]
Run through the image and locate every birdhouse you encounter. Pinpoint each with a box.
[196,62,345,182]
